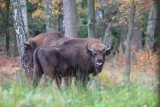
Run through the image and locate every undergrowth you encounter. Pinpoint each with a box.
[0,77,158,107]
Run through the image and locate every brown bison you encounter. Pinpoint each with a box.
[22,31,69,78]
[32,38,111,87]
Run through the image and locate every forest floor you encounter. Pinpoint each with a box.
[0,48,158,90]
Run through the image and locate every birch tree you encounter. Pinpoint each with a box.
[11,0,29,74]
[63,0,78,38]
[20,0,29,37]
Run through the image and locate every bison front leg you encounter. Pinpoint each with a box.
[56,75,62,88]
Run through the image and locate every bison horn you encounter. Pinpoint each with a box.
[105,43,111,52]
[86,42,94,53]
[23,43,30,47]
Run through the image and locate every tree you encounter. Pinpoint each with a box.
[11,0,29,74]
[20,0,29,37]
[123,0,135,83]
[63,0,78,38]
[87,0,95,38]
[44,0,54,32]
[153,0,160,106]
[57,1,64,33]
[95,1,119,44]
[145,2,156,50]
[4,0,10,55]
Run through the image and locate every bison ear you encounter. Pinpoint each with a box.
[30,42,36,50]
[23,43,31,50]
[86,43,96,56]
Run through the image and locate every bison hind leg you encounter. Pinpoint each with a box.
[33,72,43,88]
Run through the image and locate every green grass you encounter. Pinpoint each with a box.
[0,78,158,107]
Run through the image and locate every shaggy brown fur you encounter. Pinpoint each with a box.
[26,31,64,47]
[32,38,111,87]
[22,31,69,78]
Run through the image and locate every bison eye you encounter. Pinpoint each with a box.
[103,54,105,58]
[92,52,97,57]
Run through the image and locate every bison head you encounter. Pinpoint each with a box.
[22,42,36,74]
[86,42,111,75]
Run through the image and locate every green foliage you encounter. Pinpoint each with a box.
[78,25,88,38]
[0,78,158,107]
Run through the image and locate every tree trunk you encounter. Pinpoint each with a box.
[11,0,28,72]
[5,0,10,55]
[87,0,95,38]
[153,1,160,106]
[63,0,78,38]
[103,22,112,44]
[145,3,157,50]
[44,0,54,32]
[119,22,127,54]
[123,0,135,83]
[132,20,143,51]
[20,0,29,37]
[58,2,64,33]
[154,0,160,50]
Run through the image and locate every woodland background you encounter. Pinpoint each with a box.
[0,0,159,106]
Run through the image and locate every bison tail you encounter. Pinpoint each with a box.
[33,47,43,87]
[33,47,43,74]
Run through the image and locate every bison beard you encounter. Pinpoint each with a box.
[32,38,111,87]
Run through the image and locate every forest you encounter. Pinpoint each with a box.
[0,0,159,106]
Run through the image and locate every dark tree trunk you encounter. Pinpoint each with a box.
[123,0,135,83]
[145,3,156,50]
[87,0,95,38]
[131,20,143,51]
[58,2,64,33]
[153,0,160,107]
[5,0,10,55]
[154,0,160,50]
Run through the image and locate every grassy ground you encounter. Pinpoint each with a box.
[0,52,158,107]
[0,79,158,107]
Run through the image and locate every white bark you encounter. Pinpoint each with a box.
[63,0,78,38]
[12,0,27,57]
[20,0,29,37]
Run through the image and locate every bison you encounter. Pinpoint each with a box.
[32,38,111,87]
[22,31,69,78]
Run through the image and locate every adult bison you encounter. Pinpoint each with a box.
[22,31,69,78]
[32,38,111,87]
